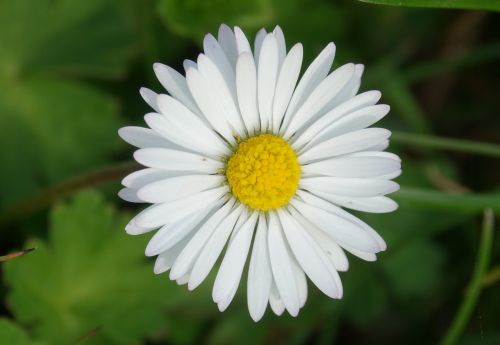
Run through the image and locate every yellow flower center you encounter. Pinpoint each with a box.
[226,134,301,211]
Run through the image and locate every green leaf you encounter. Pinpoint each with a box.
[157,0,273,41]
[3,191,176,345]
[382,240,445,298]
[0,0,137,80]
[0,0,139,206]
[0,319,46,345]
[0,77,122,205]
[343,266,388,326]
[394,188,500,214]
[358,0,500,12]
[391,131,500,158]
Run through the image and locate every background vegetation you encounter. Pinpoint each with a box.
[0,0,499,344]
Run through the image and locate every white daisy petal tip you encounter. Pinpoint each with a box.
[120,25,401,321]
[152,62,163,73]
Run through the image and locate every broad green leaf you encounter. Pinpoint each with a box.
[0,0,139,205]
[358,0,500,12]
[0,0,137,80]
[0,77,122,205]
[157,0,273,41]
[0,319,46,345]
[381,240,445,298]
[3,191,177,345]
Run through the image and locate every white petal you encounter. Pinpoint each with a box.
[170,199,236,280]
[309,104,390,146]
[284,63,355,138]
[138,174,224,203]
[300,177,400,197]
[322,63,364,111]
[144,113,217,155]
[145,204,215,257]
[125,205,159,235]
[218,24,238,68]
[312,191,398,213]
[296,190,387,251]
[273,26,286,66]
[153,63,200,115]
[183,59,197,71]
[236,52,260,134]
[118,126,173,149]
[347,151,400,162]
[176,274,190,285]
[213,212,258,302]
[157,94,229,155]
[253,28,267,65]
[291,199,380,253]
[367,140,390,152]
[299,128,392,163]
[293,90,382,150]
[234,26,251,54]
[134,148,222,173]
[289,203,349,272]
[122,168,185,189]
[341,244,377,261]
[203,33,236,98]
[197,54,245,135]
[280,43,336,135]
[301,152,401,178]
[257,34,280,131]
[247,214,272,322]
[185,68,235,144]
[278,209,342,299]
[339,63,364,101]
[154,232,196,274]
[307,226,349,271]
[125,222,153,235]
[377,169,402,180]
[291,257,308,308]
[140,87,160,112]
[272,43,303,131]
[269,281,285,316]
[188,204,245,290]
[118,188,143,203]
[134,186,227,228]
[267,212,300,316]
[217,279,239,312]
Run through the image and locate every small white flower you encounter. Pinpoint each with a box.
[119,24,401,321]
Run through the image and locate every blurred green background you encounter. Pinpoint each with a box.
[0,0,499,344]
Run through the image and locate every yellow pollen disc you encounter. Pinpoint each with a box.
[226,134,301,211]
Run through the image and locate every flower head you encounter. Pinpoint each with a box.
[119,24,401,321]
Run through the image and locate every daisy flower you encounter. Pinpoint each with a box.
[119,24,401,321]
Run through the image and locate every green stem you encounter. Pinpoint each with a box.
[403,42,500,83]
[395,188,500,214]
[0,161,139,227]
[439,209,495,345]
[391,132,500,158]
[481,265,500,288]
